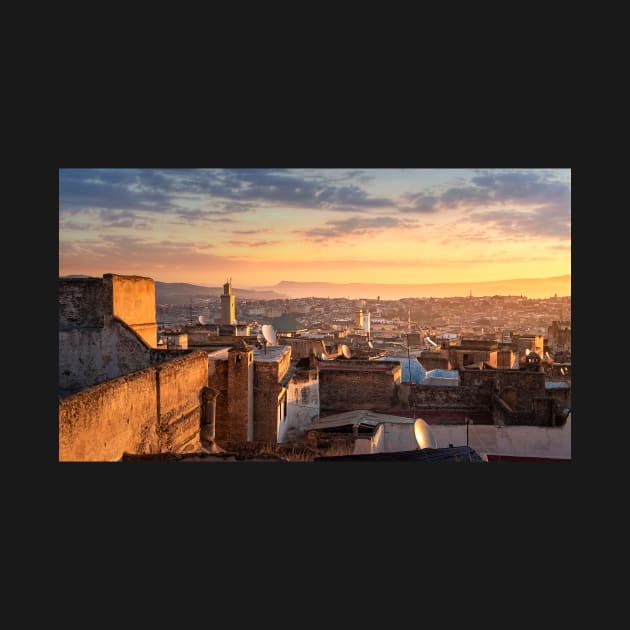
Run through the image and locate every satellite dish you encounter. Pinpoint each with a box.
[368,341,374,349]
[525,348,531,356]
[261,324,277,345]
[198,315,208,325]
[341,344,352,359]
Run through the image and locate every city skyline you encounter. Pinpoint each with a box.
[59,168,571,290]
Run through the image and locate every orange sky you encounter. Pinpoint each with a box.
[59,168,570,288]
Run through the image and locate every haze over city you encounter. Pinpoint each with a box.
[59,168,571,295]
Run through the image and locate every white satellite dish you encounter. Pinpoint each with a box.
[341,344,352,359]
[261,324,277,345]
[198,315,208,325]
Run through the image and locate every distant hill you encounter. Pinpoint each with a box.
[257,275,571,300]
[154,281,287,304]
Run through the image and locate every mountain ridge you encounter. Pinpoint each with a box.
[258,275,571,300]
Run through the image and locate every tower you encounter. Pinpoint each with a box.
[354,308,363,328]
[220,278,236,325]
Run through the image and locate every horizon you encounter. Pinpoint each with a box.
[59,168,571,288]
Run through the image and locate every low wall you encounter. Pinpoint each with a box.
[59,351,208,461]
[319,361,401,411]
[398,383,491,410]
[429,414,571,460]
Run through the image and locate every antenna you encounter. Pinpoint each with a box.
[261,324,277,346]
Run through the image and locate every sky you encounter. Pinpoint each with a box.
[59,168,571,288]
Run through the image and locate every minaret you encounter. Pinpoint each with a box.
[220,277,236,325]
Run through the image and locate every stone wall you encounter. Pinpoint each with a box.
[59,274,160,394]
[460,368,546,410]
[398,383,491,410]
[59,351,208,461]
[59,322,153,394]
[59,277,106,328]
[318,361,402,411]
[107,274,157,348]
[208,358,230,440]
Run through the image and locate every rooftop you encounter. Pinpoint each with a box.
[252,344,291,362]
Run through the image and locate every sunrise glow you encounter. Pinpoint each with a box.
[59,168,571,292]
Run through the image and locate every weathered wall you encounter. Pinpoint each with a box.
[208,358,229,440]
[155,352,207,453]
[59,277,106,328]
[59,322,153,394]
[319,362,402,411]
[59,367,158,461]
[107,274,157,348]
[280,367,320,442]
[58,351,208,461]
[546,386,571,409]
[460,368,546,411]
[226,348,254,441]
[429,414,571,460]
[253,360,285,441]
[59,274,160,394]
[398,383,491,410]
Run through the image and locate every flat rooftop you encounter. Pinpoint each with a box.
[252,344,291,362]
[205,344,291,363]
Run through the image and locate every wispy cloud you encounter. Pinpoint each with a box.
[298,216,417,241]
[224,240,280,248]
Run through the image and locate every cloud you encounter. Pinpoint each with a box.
[468,206,570,240]
[231,228,271,235]
[298,215,416,241]
[225,240,280,248]
[396,169,570,240]
[59,169,396,221]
